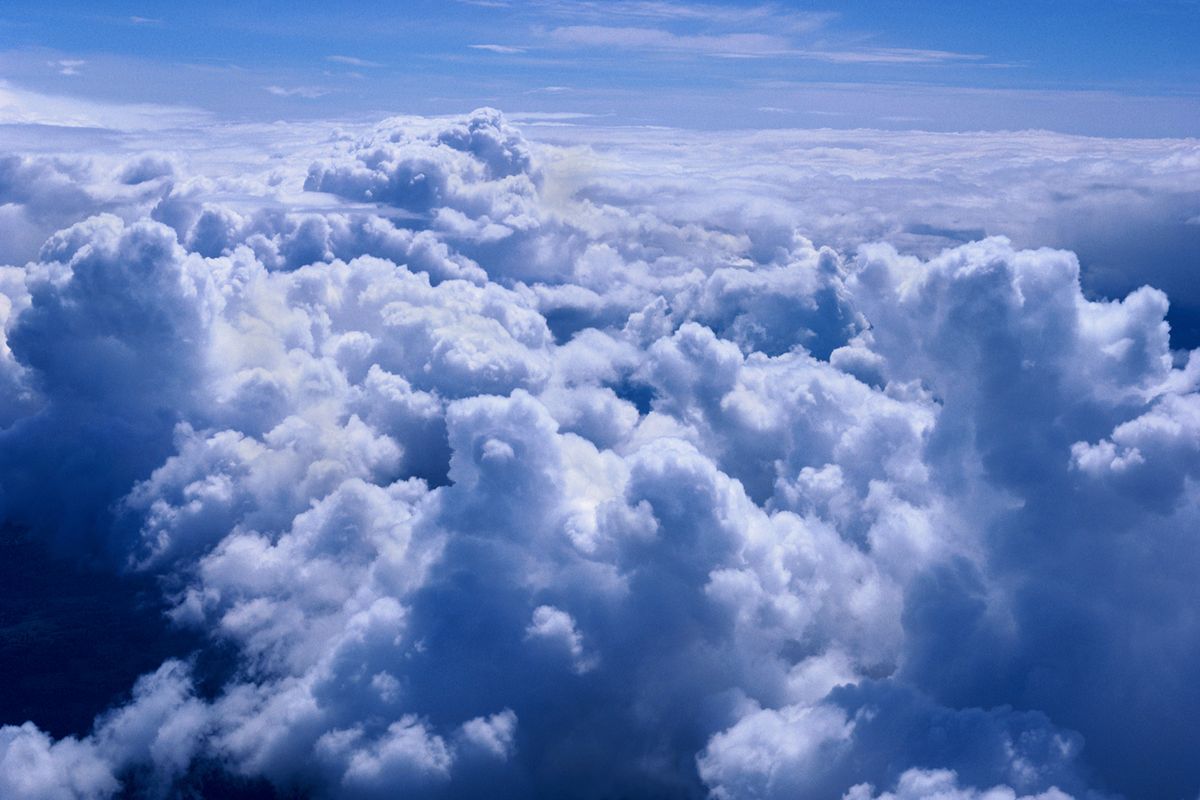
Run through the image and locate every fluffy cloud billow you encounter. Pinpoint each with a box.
[0,108,1197,800]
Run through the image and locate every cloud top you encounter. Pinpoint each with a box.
[0,108,1195,800]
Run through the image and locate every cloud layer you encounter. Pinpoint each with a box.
[0,109,1197,799]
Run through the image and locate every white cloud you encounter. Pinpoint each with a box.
[469,44,528,54]
[265,85,331,99]
[0,106,1194,800]
[50,59,86,76]
[0,725,117,800]
[536,0,833,33]
[0,80,209,129]
[326,55,384,68]
[549,25,791,57]
[525,605,597,672]
[795,47,984,64]
[845,769,1075,800]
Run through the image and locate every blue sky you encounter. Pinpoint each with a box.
[1,0,1198,135]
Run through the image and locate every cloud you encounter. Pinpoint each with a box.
[796,47,984,64]
[532,122,1200,343]
[536,0,833,33]
[50,59,86,76]
[845,769,1076,800]
[326,55,384,68]
[265,85,331,99]
[537,8,980,64]
[0,660,205,799]
[0,107,1196,800]
[548,25,791,57]
[468,44,528,54]
[0,80,210,129]
[0,724,118,799]
[525,605,597,673]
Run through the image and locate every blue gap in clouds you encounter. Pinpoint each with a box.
[1072,229,1200,352]
[0,524,289,796]
[0,523,199,738]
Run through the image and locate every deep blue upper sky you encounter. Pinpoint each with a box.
[0,1,1197,134]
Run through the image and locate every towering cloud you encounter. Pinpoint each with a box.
[0,108,1196,799]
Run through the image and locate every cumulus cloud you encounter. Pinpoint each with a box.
[0,107,1195,800]
[844,769,1075,800]
[533,124,1200,346]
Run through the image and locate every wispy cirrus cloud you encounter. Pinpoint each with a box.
[0,79,209,129]
[326,54,384,68]
[49,59,85,76]
[483,2,988,67]
[546,24,983,63]
[264,84,330,98]
[548,25,791,57]
[797,46,984,64]
[470,43,529,54]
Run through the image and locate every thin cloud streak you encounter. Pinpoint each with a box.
[547,25,791,56]
[469,43,529,53]
[531,0,834,32]
[545,24,984,63]
[326,54,385,68]
[264,84,330,98]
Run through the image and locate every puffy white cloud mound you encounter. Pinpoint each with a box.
[844,768,1075,800]
[0,109,1195,799]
